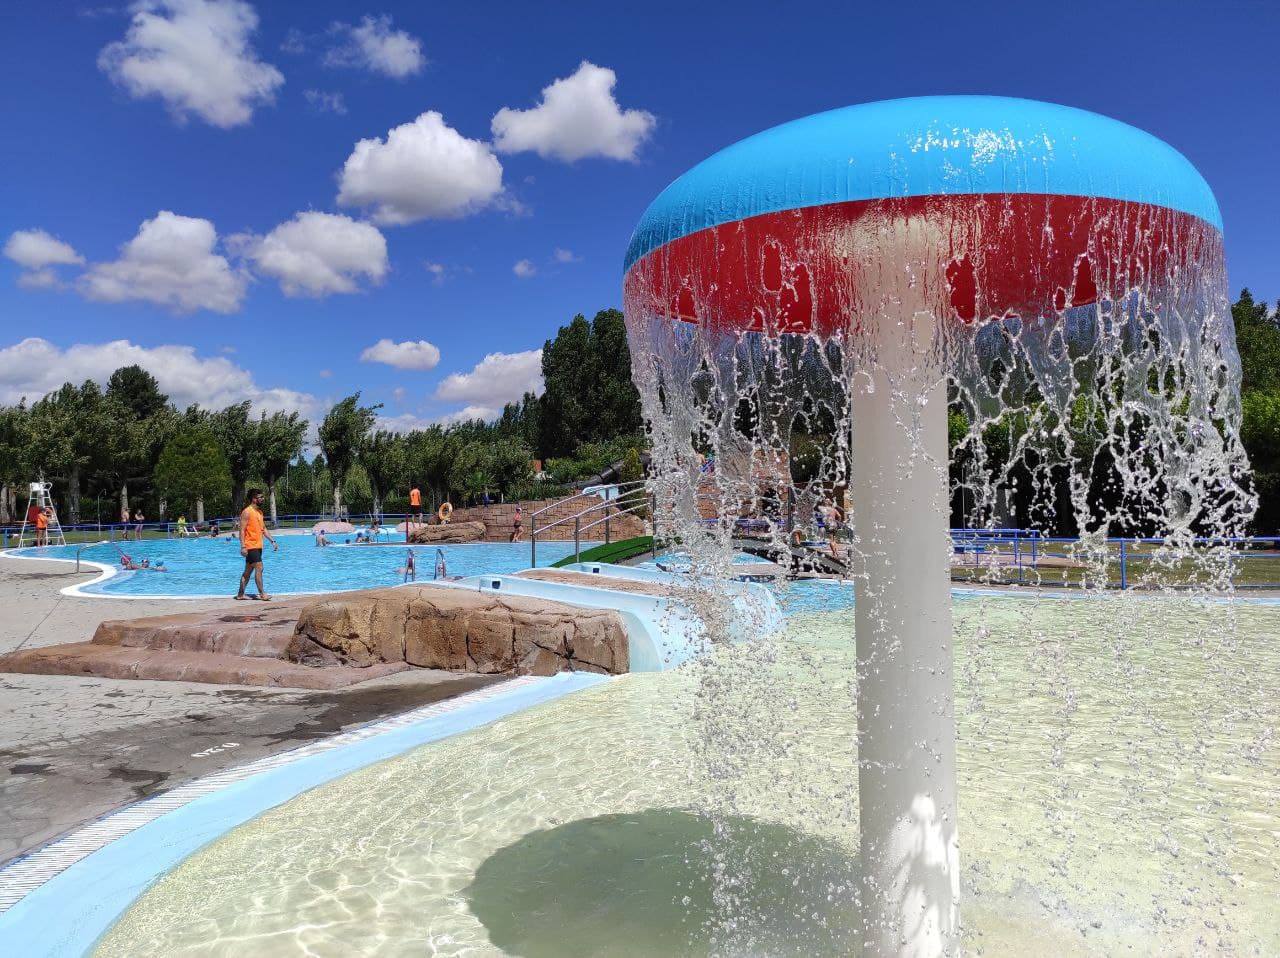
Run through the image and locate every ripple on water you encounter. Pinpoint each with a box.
[99,593,1280,956]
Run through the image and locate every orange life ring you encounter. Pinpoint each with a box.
[438,502,453,523]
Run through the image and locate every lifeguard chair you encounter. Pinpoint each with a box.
[16,479,66,548]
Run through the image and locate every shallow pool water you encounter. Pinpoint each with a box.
[7,537,579,596]
[99,591,1280,956]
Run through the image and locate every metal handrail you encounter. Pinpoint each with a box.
[572,495,655,563]
[529,481,649,567]
[528,480,646,532]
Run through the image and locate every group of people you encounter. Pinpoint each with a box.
[118,504,146,540]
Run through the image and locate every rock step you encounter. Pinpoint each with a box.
[0,643,409,689]
[92,600,312,658]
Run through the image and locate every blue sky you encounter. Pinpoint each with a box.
[2,0,1277,431]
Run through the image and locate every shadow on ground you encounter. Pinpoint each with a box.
[464,808,860,957]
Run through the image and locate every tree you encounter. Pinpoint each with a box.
[106,365,167,421]
[0,402,29,523]
[359,430,406,517]
[537,309,643,458]
[318,394,380,517]
[210,401,258,512]
[256,411,308,525]
[26,381,111,524]
[103,366,175,518]
[1233,289,1280,393]
[153,428,231,519]
[406,425,458,512]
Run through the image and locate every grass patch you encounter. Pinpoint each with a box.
[551,536,655,568]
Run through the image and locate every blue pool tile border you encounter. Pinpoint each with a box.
[0,672,609,957]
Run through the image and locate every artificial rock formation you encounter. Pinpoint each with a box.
[288,584,629,676]
[406,520,487,544]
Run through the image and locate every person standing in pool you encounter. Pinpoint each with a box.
[235,488,278,601]
[511,505,523,543]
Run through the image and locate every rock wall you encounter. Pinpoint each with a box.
[405,494,648,542]
[288,584,629,676]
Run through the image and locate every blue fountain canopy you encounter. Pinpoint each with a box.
[624,96,1221,271]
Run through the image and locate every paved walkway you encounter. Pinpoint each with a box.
[0,557,502,864]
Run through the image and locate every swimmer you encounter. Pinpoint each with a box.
[316,530,328,547]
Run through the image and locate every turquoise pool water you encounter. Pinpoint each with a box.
[6,537,579,597]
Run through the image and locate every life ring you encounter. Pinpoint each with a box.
[438,502,453,523]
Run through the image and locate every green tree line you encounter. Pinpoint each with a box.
[0,308,647,527]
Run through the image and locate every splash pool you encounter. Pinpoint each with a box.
[88,588,1278,956]
[4,538,579,597]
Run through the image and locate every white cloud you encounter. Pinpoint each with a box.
[392,386,407,402]
[424,261,447,284]
[80,211,245,313]
[360,338,441,371]
[231,211,387,297]
[435,404,499,426]
[376,411,438,433]
[0,337,318,420]
[4,229,85,270]
[513,258,536,278]
[280,27,306,54]
[337,111,505,225]
[553,247,580,263]
[491,61,655,162]
[435,348,543,407]
[17,269,64,290]
[318,368,333,378]
[304,89,347,114]
[98,0,284,129]
[326,15,425,79]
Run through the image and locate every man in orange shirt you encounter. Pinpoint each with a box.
[35,507,50,547]
[409,485,422,526]
[236,488,278,600]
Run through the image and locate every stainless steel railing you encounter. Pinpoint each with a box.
[529,481,649,567]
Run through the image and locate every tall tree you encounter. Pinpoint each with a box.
[537,309,643,459]
[359,430,405,517]
[256,411,308,525]
[210,401,258,511]
[153,427,231,519]
[105,366,173,517]
[0,402,29,523]
[318,394,380,517]
[106,365,167,421]
[26,381,111,524]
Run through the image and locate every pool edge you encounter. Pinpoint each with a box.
[0,671,611,957]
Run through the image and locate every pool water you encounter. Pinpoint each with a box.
[98,590,1280,956]
[8,537,579,596]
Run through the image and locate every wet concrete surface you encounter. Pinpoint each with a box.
[0,668,503,865]
[0,554,509,865]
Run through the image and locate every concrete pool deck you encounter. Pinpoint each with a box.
[0,557,504,866]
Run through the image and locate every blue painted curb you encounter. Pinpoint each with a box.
[0,672,608,957]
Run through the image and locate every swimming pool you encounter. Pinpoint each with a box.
[87,589,1278,955]
[5,537,580,597]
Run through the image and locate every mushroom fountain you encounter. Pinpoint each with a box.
[622,96,1249,955]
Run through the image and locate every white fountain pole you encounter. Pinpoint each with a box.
[848,236,960,956]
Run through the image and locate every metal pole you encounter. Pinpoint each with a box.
[530,520,536,568]
[574,516,580,563]
[1120,538,1127,590]
[848,297,958,955]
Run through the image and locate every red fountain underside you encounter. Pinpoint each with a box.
[623,194,1222,337]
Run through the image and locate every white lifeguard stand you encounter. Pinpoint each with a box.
[16,479,66,548]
